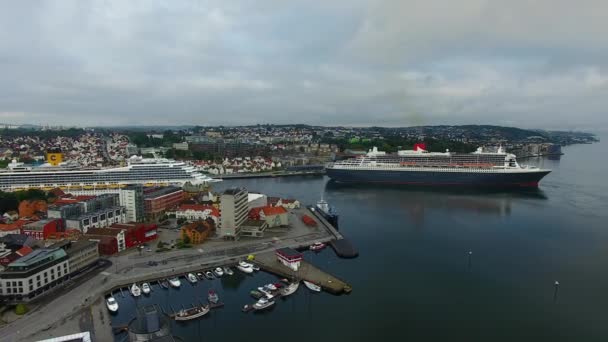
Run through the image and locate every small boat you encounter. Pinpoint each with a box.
[257,287,274,299]
[273,282,284,288]
[250,290,264,299]
[169,277,181,288]
[160,279,170,289]
[141,282,151,295]
[265,283,277,291]
[303,280,321,292]
[204,271,215,280]
[130,283,141,297]
[253,297,275,311]
[252,264,260,271]
[106,296,119,312]
[187,273,198,283]
[174,305,210,321]
[237,263,253,274]
[239,261,252,267]
[208,289,219,304]
[223,267,234,275]
[213,267,224,277]
[280,282,299,297]
[197,272,205,280]
[309,242,326,251]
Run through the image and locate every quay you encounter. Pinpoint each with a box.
[218,169,325,180]
[253,252,352,294]
[308,205,359,258]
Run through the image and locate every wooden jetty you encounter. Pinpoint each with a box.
[253,252,352,294]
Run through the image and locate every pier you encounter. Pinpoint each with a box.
[253,252,352,294]
[307,206,359,258]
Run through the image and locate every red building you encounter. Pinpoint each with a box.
[110,223,158,248]
[22,219,64,240]
[144,187,184,221]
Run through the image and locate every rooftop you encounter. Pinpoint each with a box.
[85,227,124,237]
[144,186,183,199]
[223,187,247,195]
[260,206,288,216]
[8,248,66,268]
[23,219,60,231]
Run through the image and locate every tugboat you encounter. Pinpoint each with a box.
[106,296,119,312]
[253,297,275,311]
[208,289,219,304]
[316,198,339,228]
[174,304,210,321]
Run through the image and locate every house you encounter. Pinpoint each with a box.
[275,248,303,271]
[180,219,214,244]
[85,227,126,255]
[22,219,65,240]
[258,206,289,228]
[174,204,220,224]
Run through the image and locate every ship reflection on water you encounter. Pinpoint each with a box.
[324,181,547,225]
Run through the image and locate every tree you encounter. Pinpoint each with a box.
[182,235,191,245]
[15,304,28,315]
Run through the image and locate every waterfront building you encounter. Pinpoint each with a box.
[180,220,214,244]
[118,185,144,222]
[259,206,289,227]
[276,248,303,271]
[218,188,249,240]
[174,204,219,224]
[144,186,184,222]
[22,219,64,240]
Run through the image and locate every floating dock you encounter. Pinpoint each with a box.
[253,252,352,294]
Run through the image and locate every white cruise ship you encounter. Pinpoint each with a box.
[0,155,220,192]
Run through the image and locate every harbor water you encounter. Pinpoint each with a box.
[111,137,608,341]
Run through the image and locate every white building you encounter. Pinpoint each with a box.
[118,185,144,222]
[218,188,249,240]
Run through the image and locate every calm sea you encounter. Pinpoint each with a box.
[111,137,608,342]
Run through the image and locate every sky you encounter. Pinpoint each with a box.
[1,0,607,130]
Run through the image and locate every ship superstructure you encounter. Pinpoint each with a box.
[326,144,551,187]
[0,155,219,192]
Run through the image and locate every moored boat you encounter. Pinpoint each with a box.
[174,305,210,321]
[204,271,215,279]
[280,282,300,297]
[106,296,119,312]
[265,283,277,291]
[208,289,219,304]
[237,261,254,274]
[169,277,181,288]
[187,273,198,283]
[197,272,205,280]
[160,279,170,289]
[303,280,321,292]
[141,282,151,295]
[250,290,264,299]
[253,297,275,311]
[223,266,234,275]
[309,242,326,251]
[130,283,141,297]
[213,267,224,277]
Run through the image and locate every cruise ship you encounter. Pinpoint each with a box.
[326,144,551,187]
[0,155,220,192]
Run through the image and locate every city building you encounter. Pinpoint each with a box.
[144,186,184,222]
[218,188,249,240]
[275,248,302,271]
[250,206,289,228]
[174,204,220,224]
[0,220,32,237]
[240,220,268,238]
[18,199,48,218]
[0,248,70,301]
[118,185,144,222]
[65,206,126,233]
[110,223,158,248]
[180,220,214,244]
[247,193,267,208]
[22,219,65,240]
[54,240,99,275]
[85,227,126,255]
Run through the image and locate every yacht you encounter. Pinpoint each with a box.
[237,261,254,274]
[208,289,219,304]
[106,296,119,312]
[213,267,224,277]
[187,273,198,283]
[303,280,321,292]
[141,282,151,295]
[169,277,181,288]
[253,297,275,311]
[130,283,142,297]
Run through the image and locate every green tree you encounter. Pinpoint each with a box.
[15,304,28,315]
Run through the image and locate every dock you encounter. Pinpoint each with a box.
[253,252,352,294]
[307,206,359,258]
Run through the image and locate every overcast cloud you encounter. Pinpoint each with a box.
[1,0,607,129]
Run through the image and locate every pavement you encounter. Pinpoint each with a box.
[0,207,333,342]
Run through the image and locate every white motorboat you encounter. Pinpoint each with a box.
[239,260,252,268]
[130,283,141,297]
[197,272,205,280]
[204,271,215,279]
[237,263,253,274]
[309,242,326,251]
[265,283,277,291]
[169,277,181,288]
[253,297,275,311]
[303,280,321,292]
[174,305,210,321]
[208,289,219,304]
[280,282,300,297]
[213,267,224,277]
[106,296,119,312]
[187,273,198,283]
[252,264,260,271]
[223,266,234,275]
[141,282,151,295]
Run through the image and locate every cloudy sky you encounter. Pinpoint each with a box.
[1,0,607,129]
